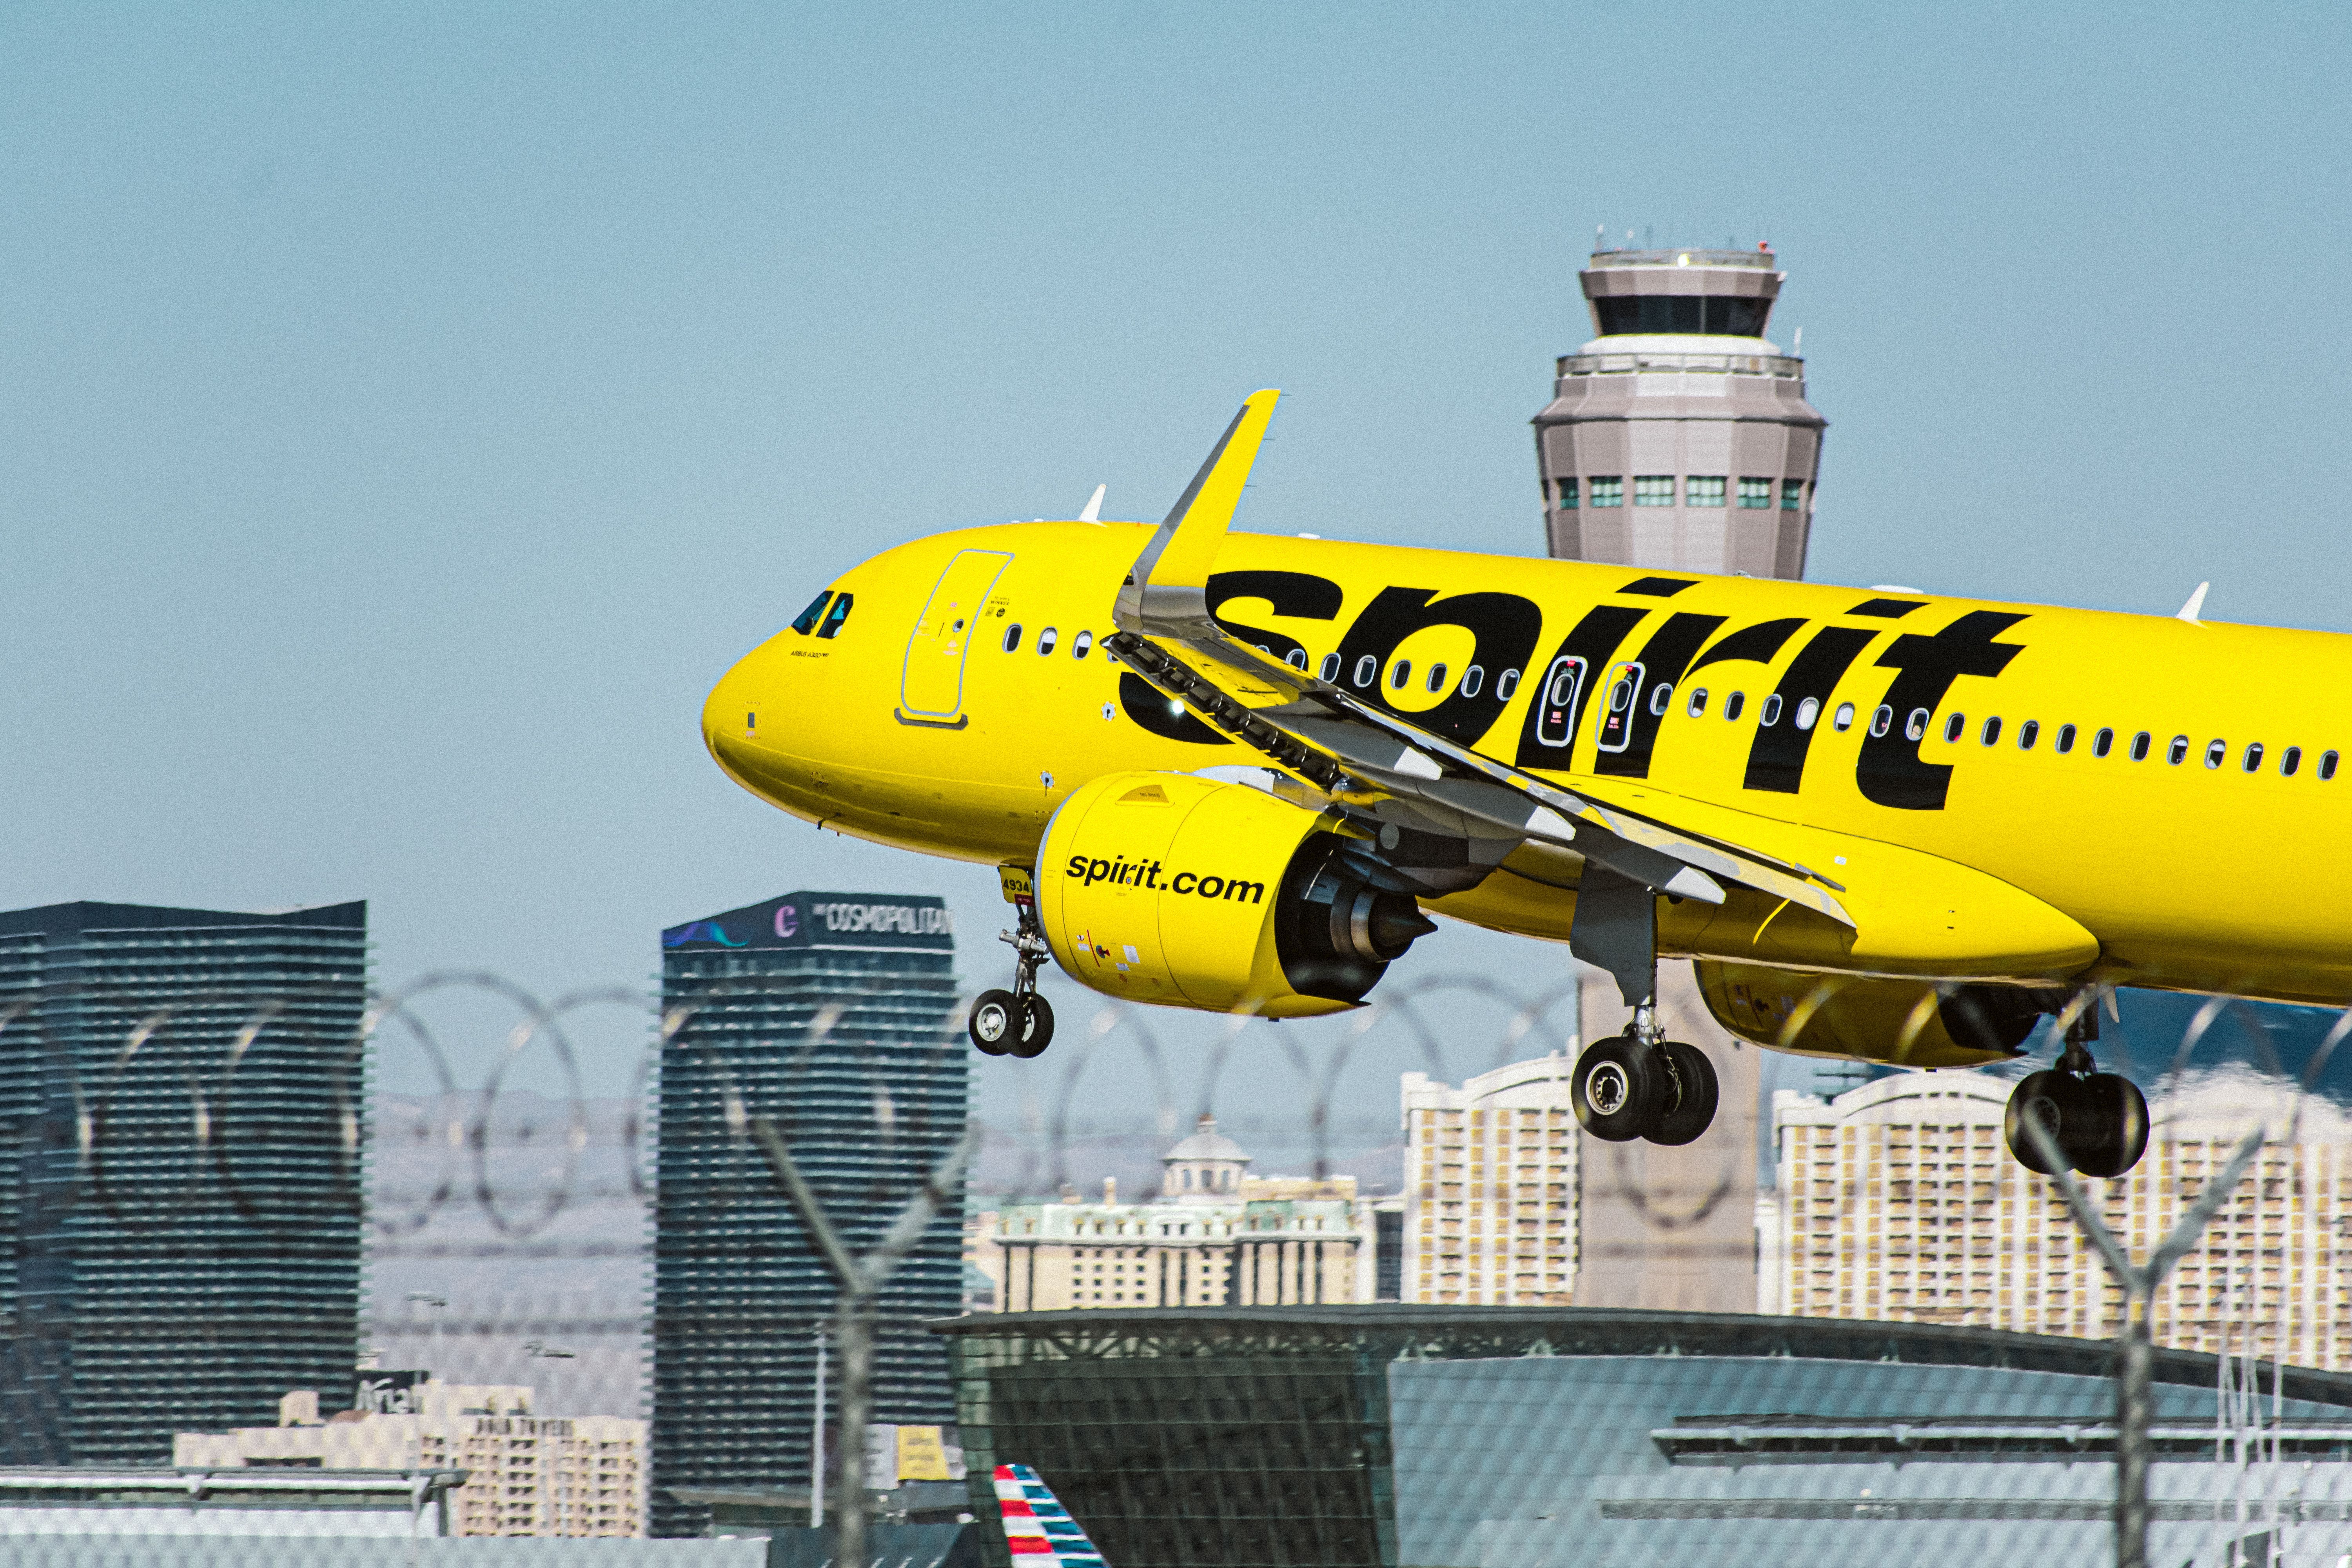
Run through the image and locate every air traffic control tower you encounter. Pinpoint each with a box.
[1534,245,1824,579]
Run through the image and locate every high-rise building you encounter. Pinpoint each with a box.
[977,1117,1376,1312]
[652,891,962,1538]
[0,899,367,1464]
[1534,244,1824,579]
[1760,1074,2352,1367]
[1399,1056,1580,1305]
[176,1377,648,1537]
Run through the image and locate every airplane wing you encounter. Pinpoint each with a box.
[995,1463,1109,1568]
[1106,390,1854,931]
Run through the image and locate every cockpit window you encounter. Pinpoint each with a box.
[815,593,854,639]
[791,590,834,635]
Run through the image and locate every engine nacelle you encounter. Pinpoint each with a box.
[1694,959,2054,1069]
[1037,770,1435,1017]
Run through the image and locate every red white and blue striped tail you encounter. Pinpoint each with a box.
[994,1463,1108,1568]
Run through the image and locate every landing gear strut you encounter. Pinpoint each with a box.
[2004,1000,2148,1177]
[969,878,1055,1059]
[1566,867,1721,1146]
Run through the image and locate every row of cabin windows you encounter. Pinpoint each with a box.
[996,628,2334,782]
[1935,711,2339,779]
[1555,475,1805,511]
[1002,624,1100,659]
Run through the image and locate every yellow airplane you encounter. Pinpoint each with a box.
[703,390,2343,1179]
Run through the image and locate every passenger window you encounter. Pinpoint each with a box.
[2018,720,2039,750]
[2056,724,2075,753]
[2243,743,2264,773]
[817,593,854,639]
[1461,665,1485,697]
[1073,630,1094,659]
[1497,668,1522,700]
[2284,746,2303,776]
[1868,704,1892,738]
[1981,717,2002,746]
[1352,656,1378,688]
[1319,653,1342,682]
[2131,731,2151,760]
[2167,735,2190,765]
[1390,660,1413,690]
[1002,623,1024,653]
[1649,683,1673,717]
[1760,694,1784,727]
[2204,739,2226,769]
[1427,664,1448,693]
[1688,688,1709,717]
[791,590,834,635]
[1833,702,1856,731]
[1794,697,1820,730]
[1037,628,1058,655]
[1284,647,1306,670]
[2094,728,2114,757]
[1725,691,1746,721]
[1904,708,1927,741]
[1945,713,1965,743]
[2325,750,2340,781]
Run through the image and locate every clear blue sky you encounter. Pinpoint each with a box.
[6,4,2349,1107]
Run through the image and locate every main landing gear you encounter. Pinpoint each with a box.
[1566,864,1721,1146]
[969,897,1055,1059]
[2004,1004,2148,1177]
[1572,1002,1721,1145]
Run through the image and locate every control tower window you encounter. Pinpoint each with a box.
[1555,477,1579,510]
[1593,295,1772,337]
[1589,477,1623,508]
[1686,477,1726,508]
[1782,481,1805,512]
[1739,478,1773,509]
[1633,476,1675,507]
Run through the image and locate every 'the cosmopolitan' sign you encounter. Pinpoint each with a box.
[661,891,954,953]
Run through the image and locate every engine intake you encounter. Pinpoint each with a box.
[1036,771,1436,1017]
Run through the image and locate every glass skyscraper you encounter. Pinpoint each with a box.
[0,898,367,1463]
[653,890,963,1538]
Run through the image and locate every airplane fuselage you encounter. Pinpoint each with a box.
[706,521,2352,1009]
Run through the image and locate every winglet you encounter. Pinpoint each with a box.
[1114,390,1281,636]
[1078,484,1106,524]
[2177,581,2209,624]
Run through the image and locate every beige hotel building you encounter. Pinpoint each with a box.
[1761,1072,2352,1366]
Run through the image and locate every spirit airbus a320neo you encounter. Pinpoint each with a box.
[701,390,2352,1179]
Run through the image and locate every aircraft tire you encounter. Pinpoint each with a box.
[1646,1041,1719,1146]
[2067,1072,2150,1178]
[1006,994,1054,1059]
[968,990,1020,1055]
[2004,1069,2089,1175]
[1573,1034,1664,1143]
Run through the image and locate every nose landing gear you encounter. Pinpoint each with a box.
[969,872,1056,1059]
[2003,1004,2148,1177]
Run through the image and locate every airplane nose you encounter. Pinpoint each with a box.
[701,655,769,789]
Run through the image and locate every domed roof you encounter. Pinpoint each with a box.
[1162,1113,1251,1165]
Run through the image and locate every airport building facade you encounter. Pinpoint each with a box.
[940,1304,2352,1568]
[653,891,964,1537]
[0,899,367,1465]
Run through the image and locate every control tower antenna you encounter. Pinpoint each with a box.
[1532,242,1826,579]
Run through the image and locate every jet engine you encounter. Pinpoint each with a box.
[1694,959,2054,1069]
[1036,770,1437,1017]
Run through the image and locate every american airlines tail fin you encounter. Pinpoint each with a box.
[994,1463,1108,1568]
